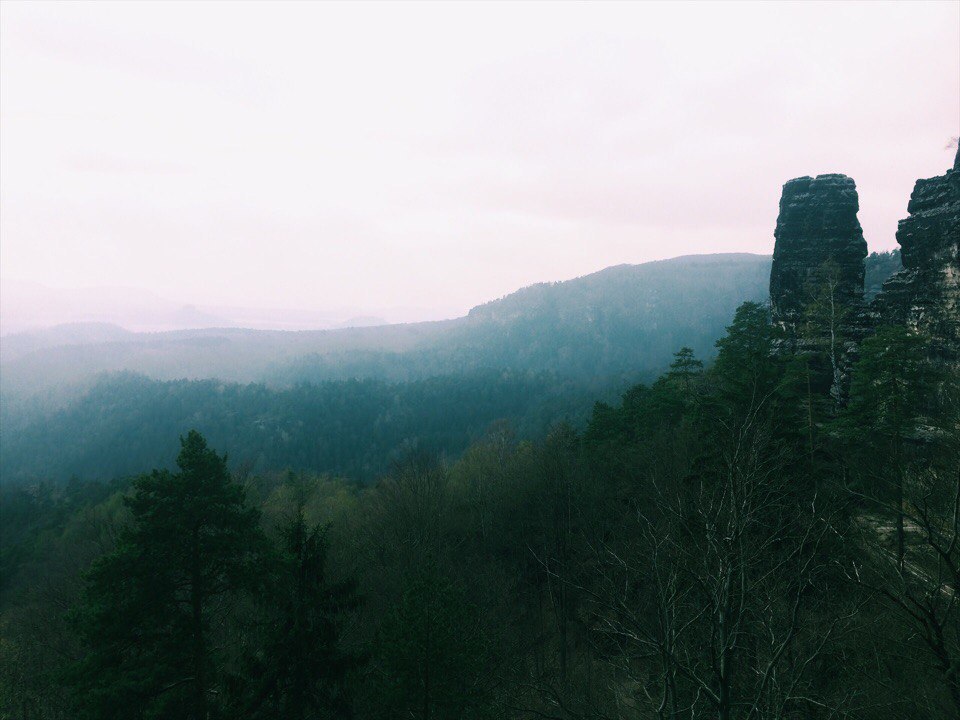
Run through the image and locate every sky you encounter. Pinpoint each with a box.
[1,1,958,324]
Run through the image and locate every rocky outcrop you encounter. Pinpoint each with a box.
[768,174,869,398]
[871,147,960,366]
[769,174,868,344]
[767,148,960,399]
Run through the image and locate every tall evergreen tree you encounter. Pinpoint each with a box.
[710,301,784,425]
[665,346,703,392]
[69,431,262,720]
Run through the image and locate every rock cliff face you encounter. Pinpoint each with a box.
[769,174,868,345]
[871,147,960,365]
[767,151,960,399]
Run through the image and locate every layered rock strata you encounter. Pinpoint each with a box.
[871,147,960,366]
[769,174,868,343]
[769,174,869,398]
[767,148,960,400]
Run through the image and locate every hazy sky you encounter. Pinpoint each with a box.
[2,1,958,320]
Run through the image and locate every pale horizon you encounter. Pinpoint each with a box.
[1,250,773,334]
[2,1,958,330]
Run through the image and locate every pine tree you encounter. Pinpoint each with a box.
[711,301,783,416]
[665,346,703,392]
[69,430,262,720]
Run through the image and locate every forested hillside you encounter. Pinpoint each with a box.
[1,254,772,399]
[2,252,907,487]
[3,301,957,718]
[1,1,953,716]
[0,371,592,484]
[4,252,903,399]
[1,253,773,485]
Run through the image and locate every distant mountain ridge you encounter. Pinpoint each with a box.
[1,251,906,484]
[1,253,773,397]
[3,252,905,402]
[0,279,410,335]
[468,253,769,322]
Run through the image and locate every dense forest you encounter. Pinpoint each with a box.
[3,293,957,719]
[4,0,955,717]
[0,371,594,484]
[1,252,902,487]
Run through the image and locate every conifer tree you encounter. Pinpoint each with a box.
[70,431,262,720]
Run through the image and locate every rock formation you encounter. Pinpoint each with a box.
[769,174,868,343]
[769,174,868,397]
[767,148,960,399]
[871,146,960,366]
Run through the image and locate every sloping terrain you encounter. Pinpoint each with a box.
[2,254,774,397]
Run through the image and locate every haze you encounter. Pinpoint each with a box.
[1,1,957,331]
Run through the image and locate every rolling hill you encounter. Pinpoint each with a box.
[1,254,773,397]
[0,251,901,483]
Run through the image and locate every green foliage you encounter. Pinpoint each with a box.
[708,301,788,431]
[712,301,778,389]
[238,476,360,719]
[0,254,773,403]
[844,325,934,442]
[3,255,909,489]
[68,431,263,719]
[3,295,959,720]
[1,371,594,485]
[371,572,491,720]
[0,478,127,596]
[864,249,902,300]
[665,345,703,389]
